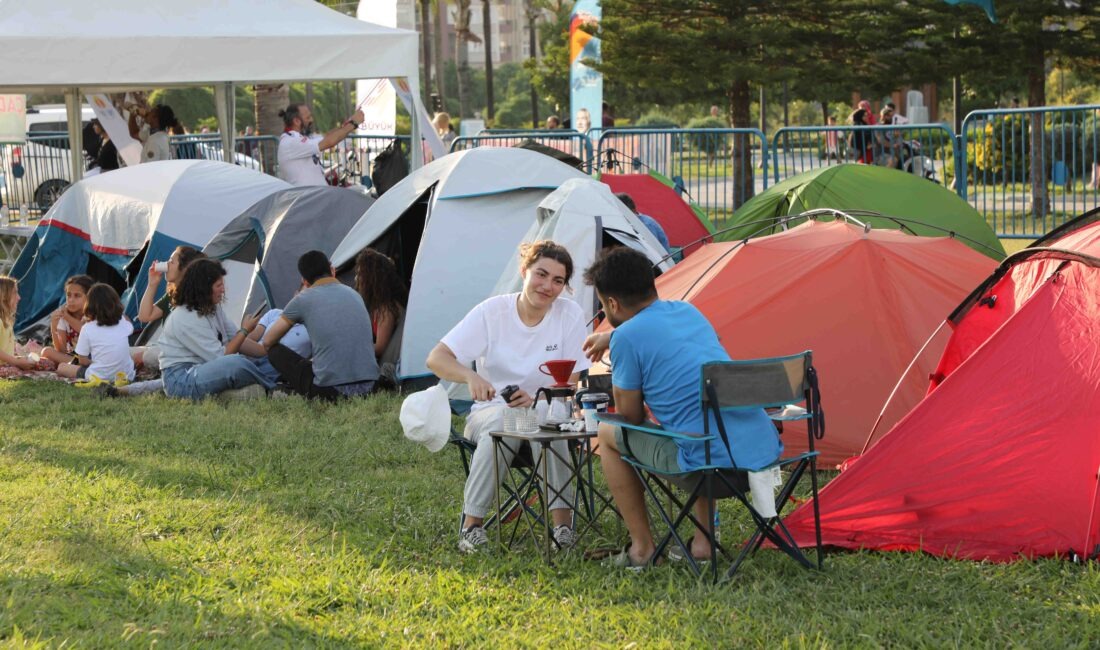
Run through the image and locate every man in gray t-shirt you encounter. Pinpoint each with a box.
[261,250,378,400]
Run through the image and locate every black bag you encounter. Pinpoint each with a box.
[370,140,409,196]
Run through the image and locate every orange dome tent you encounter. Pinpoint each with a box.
[650,216,997,465]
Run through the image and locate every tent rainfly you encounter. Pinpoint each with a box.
[203,186,374,324]
[783,209,1100,561]
[0,0,425,179]
[718,164,1005,260]
[599,170,714,256]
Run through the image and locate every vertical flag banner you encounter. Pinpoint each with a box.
[391,78,446,159]
[0,94,25,143]
[86,94,141,167]
[357,0,397,135]
[569,0,602,134]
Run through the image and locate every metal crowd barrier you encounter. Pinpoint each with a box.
[594,128,769,229]
[449,132,593,171]
[959,105,1100,238]
[770,124,957,190]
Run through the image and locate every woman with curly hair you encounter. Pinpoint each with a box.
[131,245,207,371]
[354,249,407,361]
[156,259,273,400]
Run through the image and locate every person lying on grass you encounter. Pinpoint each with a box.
[426,240,590,554]
[581,247,782,569]
[260,250,378,401]
[153,258,273,400]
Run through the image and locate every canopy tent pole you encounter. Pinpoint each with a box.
[408,71,424,170]
[214,82,236,165]
[65,87,83,188]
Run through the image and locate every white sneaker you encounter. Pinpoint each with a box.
[458,526,488,553]
[553,525,577,550]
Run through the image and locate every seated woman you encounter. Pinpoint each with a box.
[426,240,591,553]
[237,305,311,385]
[354,249,407,386]
[131,245,207,371]
[157,259,273,400]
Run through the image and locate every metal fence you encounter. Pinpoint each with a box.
[771,124,957,190]
[595,128,769,228]
[959,105,1100,238]
[0,132,412,214]
[449,132,592,170]
[5,107,1100,240]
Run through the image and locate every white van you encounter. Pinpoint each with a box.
[0,105,96,212]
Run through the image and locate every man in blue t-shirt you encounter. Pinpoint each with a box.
[582,247,782,568]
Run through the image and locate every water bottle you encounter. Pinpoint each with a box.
[0,205,8,226]
[19,203,28,227]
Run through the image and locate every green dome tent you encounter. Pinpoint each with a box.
[718,164,1005,260]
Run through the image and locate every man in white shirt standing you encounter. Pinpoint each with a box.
[276,104,365,186]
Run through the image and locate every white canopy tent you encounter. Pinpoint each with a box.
[0,0,424,183]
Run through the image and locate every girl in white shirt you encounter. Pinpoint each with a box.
[427,240,591,554]
[56,283,135,384]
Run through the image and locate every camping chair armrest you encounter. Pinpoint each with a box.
[594,412,714,442]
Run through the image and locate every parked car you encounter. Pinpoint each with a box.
[1,113,261,212]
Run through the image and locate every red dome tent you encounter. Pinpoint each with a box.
[651,216,997,465]
[599,170,713,255]
[784,209,1100,561]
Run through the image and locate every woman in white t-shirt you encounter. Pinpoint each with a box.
[427,240,591,554]
[55,283,135,383]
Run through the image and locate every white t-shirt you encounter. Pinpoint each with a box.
[139,128,171,163]
[277,130,326,186]
[441,293,591,413]
[258,309,311,358]
[74,319,136,381]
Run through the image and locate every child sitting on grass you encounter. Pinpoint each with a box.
[0,275,40,376]
[41,274,94,367]
[55,283,135,386]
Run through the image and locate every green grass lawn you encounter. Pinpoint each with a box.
[2,381,1099,647]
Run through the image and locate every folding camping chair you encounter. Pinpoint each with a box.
[447,399,544,541]
[597,351,825,581]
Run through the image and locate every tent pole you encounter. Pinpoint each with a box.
[214,82,236,165]
[66,88,84,190]
[408,72,424,170]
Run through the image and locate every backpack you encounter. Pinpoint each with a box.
[370,140,409,196]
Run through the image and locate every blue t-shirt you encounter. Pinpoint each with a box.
[609,300,782,472]
[636,213,670,252]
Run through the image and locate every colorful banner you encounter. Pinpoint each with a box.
[357,0,397,135]
[0,94,25,143]
[86,93,141,167]
[569,0,602,135]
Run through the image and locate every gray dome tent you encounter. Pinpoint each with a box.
[204,186,375,323]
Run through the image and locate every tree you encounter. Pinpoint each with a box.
[923,0,1100,217]
[598,0,827,207]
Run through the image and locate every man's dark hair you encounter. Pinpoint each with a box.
[298,250,332,285]
[173,258,226,316]
[278,104,303,129]
[886,102,897,111]
[583,247,656,307]
[615,192,637,213]
[84,283,124,327]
